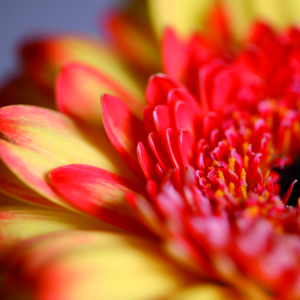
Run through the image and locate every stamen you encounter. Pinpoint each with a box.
[228,157,235,172]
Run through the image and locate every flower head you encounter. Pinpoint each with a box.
[1,1,300,300]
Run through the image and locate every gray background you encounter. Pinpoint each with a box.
[0,0,128,81]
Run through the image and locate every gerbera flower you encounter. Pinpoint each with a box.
[2,1,300,299]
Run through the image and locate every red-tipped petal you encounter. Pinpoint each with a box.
[102,94,146,179]
[146,74,181,106]
[56,63,143,127]
[49,164,150,236]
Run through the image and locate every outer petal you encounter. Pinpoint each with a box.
[104,10,160,75]
[0,75,54,109]
[49,164,151,236]
[0,206,119,249]
[21,34,144,101]
[0,105,136,208]
[56,63,144,128]
[147,0,215,38]
[0,161,55,207]
[0,231,197,300]
[102,94,147,179]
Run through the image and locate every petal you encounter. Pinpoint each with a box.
[0,75,54,109]
[102,94,147,179]
[162,27,188,81]
[146,74,181,106]
[21,34,143,100]
[56,63,144,128]
[0,160,55,207]
[104,10,160,75]
[49,164,151,236]
[147,0,215,38]
[0,105,136,208]
[164,284,240,300]
[0,206,119,249]
[0,231,197,300]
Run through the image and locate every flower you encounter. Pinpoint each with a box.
[1,1,300,300]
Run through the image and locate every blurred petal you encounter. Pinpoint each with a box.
[0,192,25,207]
[164,284,240,300]
[0,105,136,208]
[21,34,144,100]
[49,164,152,236]
[105,10,160,75]
[0,160,56,207]
[0,231,197,300]
[0,75,54,109]
[56,62,143,128]
[147,0,215,38]
[0,206,119,249]
[102,94,147,179]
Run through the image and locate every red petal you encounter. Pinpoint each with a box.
[148,132,173,173]
[137,142,158,181]
[49,164,151,236]
[162,27,188,80]
[102,94,145,179]
[56,63,143,127]
[146,74,181,106]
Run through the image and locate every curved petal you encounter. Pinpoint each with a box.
[104,10,160,75]
[102,94,147,179]
[0,231,197,300]
[0,206,120,249]
[0,105,136,208]
[21,34,144,101]
[0,160,55,207]
[56,63,144,128]
[147,0,215,38]
[49,164,151,236]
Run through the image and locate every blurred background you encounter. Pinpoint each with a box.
[0,0,128,82]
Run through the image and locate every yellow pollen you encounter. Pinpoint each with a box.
[212,160,219,167]
[263,170,270,187]
[264,191,269,201]
[217,170,226,183]
[259,196,267,203]
[247,206,259,218]
[243,155,249,170]
[240,168,247,182]
[242,142,249,155]
[228,157,235,172]
[215,189,224,197]
[240,168,247,202]
[228,182,235,195]
[240,186,247,202]
[206,183,211,190]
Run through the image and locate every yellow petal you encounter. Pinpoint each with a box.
[250,0,289,29]
[147,0,215,38]
[0,206,120,249]
[0,160,56,207]
[221,0,254,41]
[1,231,197,300]
[0,105,137,208]
[165,284,240,300]
[22,35,144,101]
